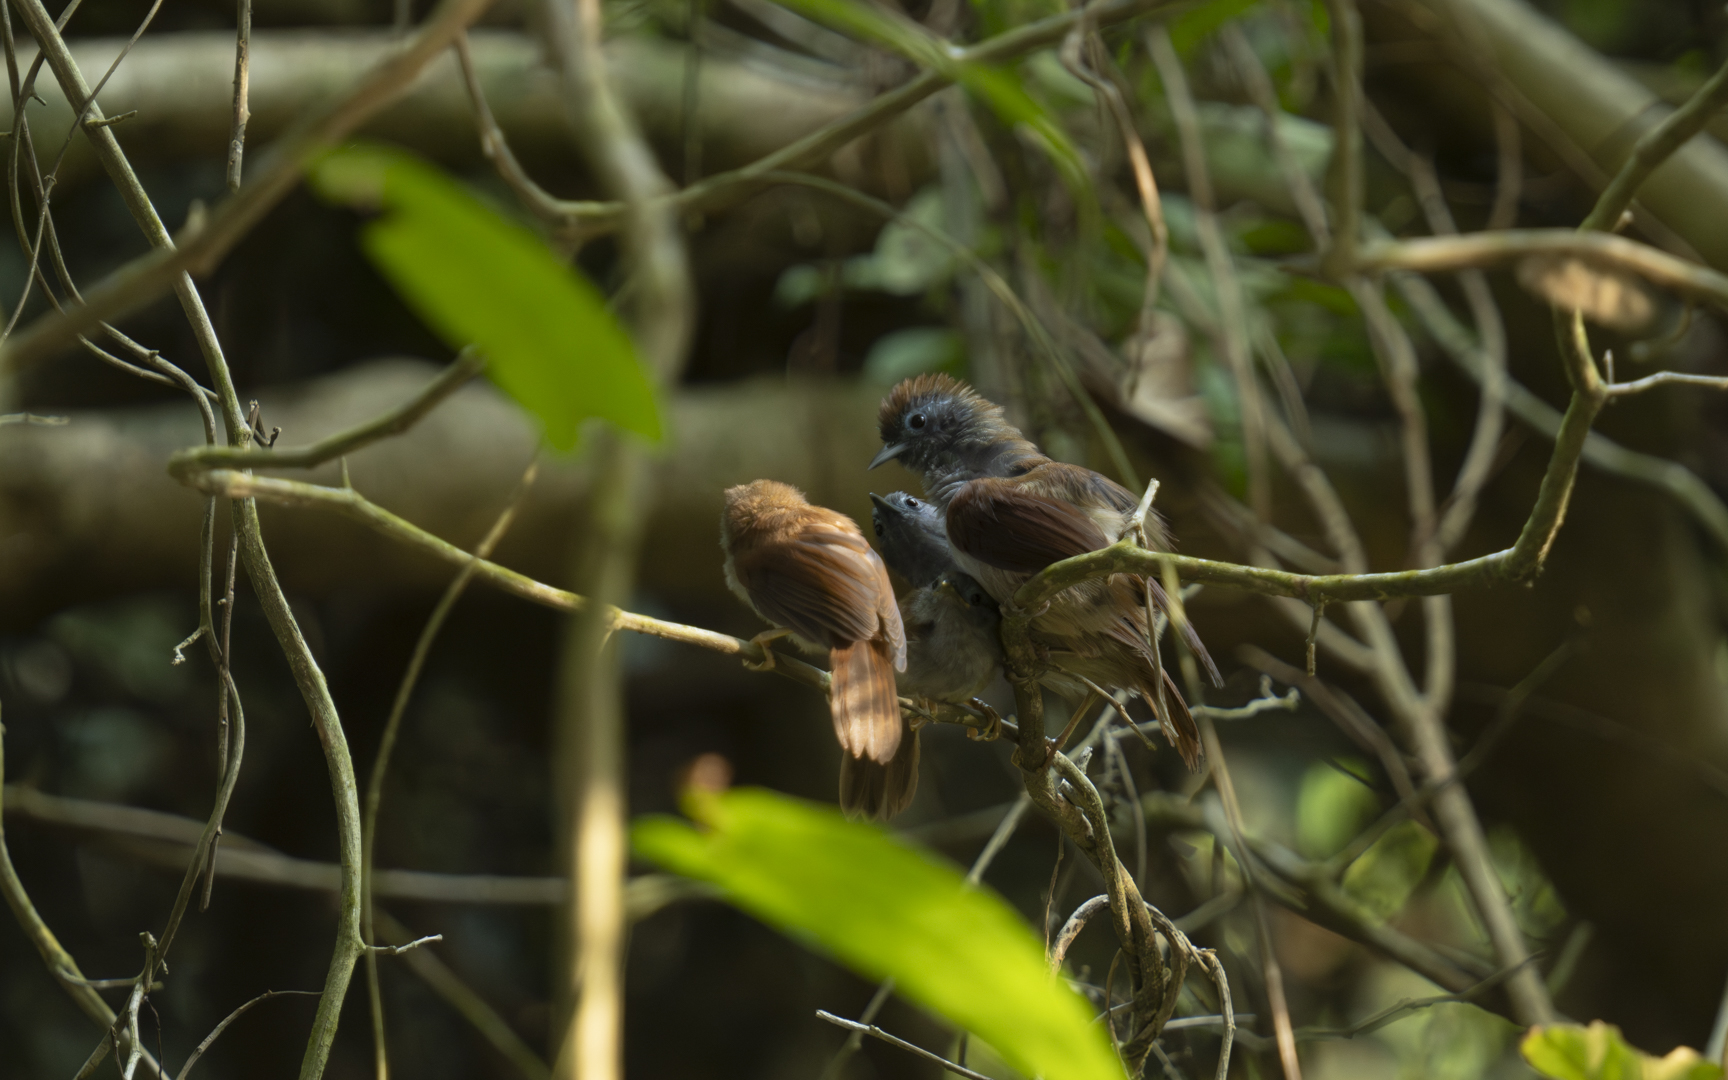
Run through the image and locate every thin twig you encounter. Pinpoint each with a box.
[1059,20,1167,313]
[452,31,589,224]
[1580,52,1728,233]
[0,712,165,1078]
[363,458,537,1079]
[374,908,551,1080]
[814,1011,997,1080]
[3,2,458,1071]
[0,0,504,373]
[819,793,1033,1080]
[1397,269,1728,551]
[1320,0,1363,276]
[541,1,695,1077]
[1148,23,1268,519]
[1194,711,1299,1078]
[226,0,251,193]
[175,990,319,1080]
[171,350,486,476]
[366,934,443,956]
[0,0,1165,370]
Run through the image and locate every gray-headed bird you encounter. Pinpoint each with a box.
[870,375,1219,767]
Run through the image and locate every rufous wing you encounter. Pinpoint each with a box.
[946,478,1113,574]
[731,523,903,665]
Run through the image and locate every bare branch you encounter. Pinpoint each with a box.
[1,0,503,374]
[225,0,251,193]
[1580,53,1728,233]
[1354,230,1728,309]
[814,1011,996,1080]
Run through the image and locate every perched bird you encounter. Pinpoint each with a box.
[869,374,1220,767]
[870,491,1003,710]
[719,480,915,819]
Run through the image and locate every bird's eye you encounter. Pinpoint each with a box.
[908,412,928,431]
[906,496,921,508]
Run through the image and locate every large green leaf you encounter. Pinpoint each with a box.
[633,787,1124,1080]
[306,143,658,451]
[1522,1021,1724,1080]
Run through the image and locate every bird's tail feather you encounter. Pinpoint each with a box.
[839,722,920,820]
[1139,667,1203,771]
[830,638,902,764]
[1148,578,1223,687]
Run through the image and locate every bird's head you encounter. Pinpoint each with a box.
[870,374,1035,481]
[868,490,951,586]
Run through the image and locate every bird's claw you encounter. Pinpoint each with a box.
[903,698,936,732]
[964,698,1003,742]
[1001,597,1052,622]
[742,628,792,672]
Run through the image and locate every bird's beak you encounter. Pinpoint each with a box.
[869,443,907,471]
[868,492,892,511]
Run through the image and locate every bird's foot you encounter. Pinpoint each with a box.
[964,698,1003,742]
[903,698,936,732]
[1001,596,1052,622]
[742,628,792,671]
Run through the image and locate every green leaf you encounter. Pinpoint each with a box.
[1294,760,1377,859]
[306,142,658,451]
[1168,0,1260,57]
[864,327,965,384]
[633,787,1124,1080]
[1522,1021,1724,1080]
[1340,819,1436,921]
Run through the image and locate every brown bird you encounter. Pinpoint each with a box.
[719,480,915,818]
[869,374,1220,767]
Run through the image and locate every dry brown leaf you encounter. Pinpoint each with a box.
[1516,255,1655,332]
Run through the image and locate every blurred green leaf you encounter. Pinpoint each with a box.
[850,186,958,294]
[865,327,966,384]
[306,142,658,452]
[968,0,1063,38]
[1522,1021,1723,1080]
[1488,825,1569,939]
[773,0,1088,195]
[633,787,1124,1080]
[1295,760,1378,859]
[775,187,970,305]
[1341,819,1436,921]
[1169,0,1259,57]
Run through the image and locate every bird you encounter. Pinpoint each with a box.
[870,491,1004,713]
[869,373,1220,768]
[719,480,915,819]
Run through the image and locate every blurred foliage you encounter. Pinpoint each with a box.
[307,142,659,451]
[634,786,1123,1080]
[6,0,1728,1075]
[1522,1020,1724,1080]
[1296,760,1379,858]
